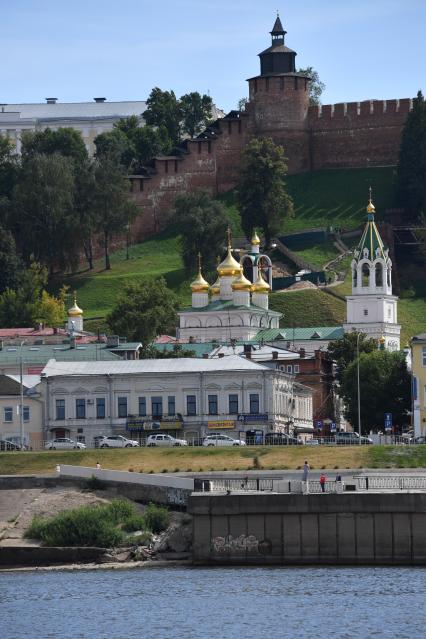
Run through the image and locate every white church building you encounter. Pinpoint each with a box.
[343,194,401,351]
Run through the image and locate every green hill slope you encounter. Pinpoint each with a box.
[269,289,346,328]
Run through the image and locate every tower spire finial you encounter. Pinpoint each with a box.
[366,186,375,215]
[227,226,232,249]
[198,251,202,272]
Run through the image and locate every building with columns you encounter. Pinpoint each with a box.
[177,233,281,343]
[343,194,401,351]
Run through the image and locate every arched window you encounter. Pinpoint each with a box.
[242,257,253,282]
[362,263,370,287]
[353,267,358,288]
[387,267,391,288]
[375,263,383,287]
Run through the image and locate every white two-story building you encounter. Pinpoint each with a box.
[40,356,313,445]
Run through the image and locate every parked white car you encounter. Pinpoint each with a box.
[98,436,139,448]
[146,434,188,447]
[45,438,86,450]
[203,434,246,447]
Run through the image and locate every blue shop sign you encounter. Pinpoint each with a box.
[238,414,268,423]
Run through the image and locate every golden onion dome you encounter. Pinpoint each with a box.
[232,269,252,291]
[251,271,270,293]
[190,268,210,293]
[217,247,241,277]
[68,294,83,317]
[379,335,386,345]
[366,186,376,214]
[251,231,261,246]
[210,276,221,295]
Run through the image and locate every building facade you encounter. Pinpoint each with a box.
[0,375,43,449]
[411,333,426,437]
[40,356,313,445]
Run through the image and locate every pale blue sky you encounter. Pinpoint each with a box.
[1,0,425,111]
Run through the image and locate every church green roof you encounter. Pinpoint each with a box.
[353,213,387,262]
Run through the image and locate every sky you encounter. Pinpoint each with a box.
[1,0,425,112]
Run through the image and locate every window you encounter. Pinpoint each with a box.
[249,393,260,414]
[23,406,30,422]
[287,365,293,373]
[229,394,238,414]
[294,364,300,373]
[423,347,426,367]
[76,399,86,419]
[96,398,106,419]
[151,396,163,418]
[208,394,218,415]
[364,309,368,316]
[168,396,175,417]
[138,397,146,417]
[117,396,128,418]
[3,406,13,422]
[362,263,370,287]
[56,399,65,420]
[375,263,383,287]
[187,395,197,416]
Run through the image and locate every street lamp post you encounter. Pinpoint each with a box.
[356,332,362,444]
[19,340,25,449]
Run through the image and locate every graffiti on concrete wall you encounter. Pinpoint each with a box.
[167,488,189,506]
[212,534,259,553]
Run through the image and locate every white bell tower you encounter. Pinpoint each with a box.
[343,191,401,351]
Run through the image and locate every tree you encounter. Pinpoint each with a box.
[327,331,378,384]
[12,153,77,272]
[73,159,97,270]
[298,66,325,106]
[237,138,293,245]
[35,286,67,327]
[132,125,172,168]
[94,128,135,170]
[144,87,182,147]
[397,90,426,221]
[0,136,19,201]
[139,343,196,359]
[180,92,213,138]
[0,225,25,293]
[237,97,248,112]
[106,278,179,344]
[21,128,88,163]
[174,191,229,274]
[92,157,138,270]
[340,350,411,433]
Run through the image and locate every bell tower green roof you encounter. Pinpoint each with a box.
[353,192,387,262]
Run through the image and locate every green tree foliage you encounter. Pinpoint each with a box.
[0,263,66,328]
[106,278,179,344]
[74,159,97,270]
[180,92,213,138]
[11,153,77,272]
[21,127,88,163]
[174,190,229,273]
[237,138,293,245]
[92,157,138,270]
[340,350,411,433]
[327,331,378,384]
[298,66,326,106]
[144,87,182,147]
[397,90,426,221]
[0,225,25,293]
[140,343,197,359]
[0,136,19,201]
[94,128,135,170]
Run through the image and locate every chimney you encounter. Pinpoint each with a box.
[272,351,279,360]
[45,98,57,104]
[94,97,106,103]
[299,348,306,358]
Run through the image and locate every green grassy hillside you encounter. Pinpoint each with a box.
[270,289,346,328]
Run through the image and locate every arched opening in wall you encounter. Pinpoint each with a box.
[258,256,271,285]
[353,267,358,288]
[242,257,253,283]
[387,267,392,288]
[362,263,370,287]
[375,263,383,287]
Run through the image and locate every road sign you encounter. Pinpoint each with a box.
[330,422,337,432]
[384,412,392,432]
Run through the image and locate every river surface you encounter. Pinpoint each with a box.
[1,565,424,639]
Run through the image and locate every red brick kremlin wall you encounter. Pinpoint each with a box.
[129,94,411,241]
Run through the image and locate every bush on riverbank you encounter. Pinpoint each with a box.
[25,499,170,547]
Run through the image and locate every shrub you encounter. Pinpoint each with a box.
[143,503,170,534]
[83,475,105,491]
[253,455,262,470]
[105,499,136,524]
[122,514,146,533]
[127,531,152,546]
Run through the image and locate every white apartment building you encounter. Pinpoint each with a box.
[40,356,313,445]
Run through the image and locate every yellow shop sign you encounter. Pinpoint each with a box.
[208,420,235,430]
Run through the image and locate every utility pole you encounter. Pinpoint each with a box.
[19,340,25,449]
[356,332,362,444]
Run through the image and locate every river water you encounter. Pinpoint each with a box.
[1,566,424,639]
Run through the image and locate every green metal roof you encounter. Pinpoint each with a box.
[353,214,387,262]
[109,342,142,351]
[0,343,121,365]
[256,326,344,341]
[179,299,281,317]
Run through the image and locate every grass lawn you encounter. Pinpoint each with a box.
[270,289,346,327]
[290,240,341,269]
[4,445,426,475]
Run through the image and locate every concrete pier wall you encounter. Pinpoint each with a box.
[189,493,426,565]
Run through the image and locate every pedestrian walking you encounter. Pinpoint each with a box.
[319,473,326,493]
[302,460,310,494]
[96,462,101,470]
